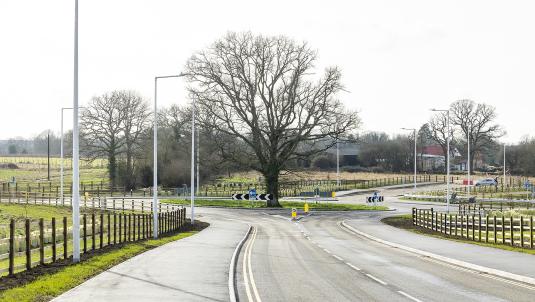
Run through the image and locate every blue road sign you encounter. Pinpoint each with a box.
[249,188,257,200]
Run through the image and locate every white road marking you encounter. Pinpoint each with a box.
[333,255,344,261]
[242,227,262,302]
[345,262,361,271]
[323,248,331,254]
[422,257,535,291]
[397,290,424,302]
[366,273,388,285]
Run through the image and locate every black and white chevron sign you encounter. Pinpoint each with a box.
[232,193,273,201]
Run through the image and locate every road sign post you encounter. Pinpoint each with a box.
[249,188,257,207]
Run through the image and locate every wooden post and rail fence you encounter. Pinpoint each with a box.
[412,208,534,249]
[2,207,186,276]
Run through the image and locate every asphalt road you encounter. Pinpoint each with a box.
[54,186,535,302]
[234,210,535,302]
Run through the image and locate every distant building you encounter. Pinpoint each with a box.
[419,145,461,172]
[325,141,360,166]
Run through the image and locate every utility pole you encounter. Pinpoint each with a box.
[72,0,81,263]
[47,131,50,181]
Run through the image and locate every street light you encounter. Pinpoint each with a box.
[431,108,451,213]
[72,0,80,263]
[153,74,185,238]
[61,107,85,206]
[503,143,506,188]
[467,124,471,196]
[401,128,417,191]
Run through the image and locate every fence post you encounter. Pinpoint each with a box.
[137,214,141,239]
[51,217,57,262]
[107,213,111,246]
[9,219,15,275]
[531,216,533,249]
[124,214,128,242]
[118,214,122,244]
[493,215,503,244]
[92,213,96,250]
[501,216,505,244]
[471,215,475,241]
[485,216,489,243]
[39,218,45,265]
[113,213,117,245]
[133,214,136,241]
[510,216,514,246]
[520,216,524,248]
[83,214,87,253]
[455,215,458,236]
[63,217,68,259]
[25,219,31,270]
[100,214,104,249]
[478,214,482,242]
[430,208,434,230]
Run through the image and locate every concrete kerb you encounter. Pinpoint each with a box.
[228,225,252,302]
[340,220,535,287]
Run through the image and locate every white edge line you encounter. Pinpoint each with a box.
[340,220,535,287]
[366,273,388,285]
[345,262,361,271]
[333,255,344,261]
[229,224,252,302]
[398,290,424,302]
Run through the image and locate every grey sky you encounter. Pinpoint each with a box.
[0,0,533,143]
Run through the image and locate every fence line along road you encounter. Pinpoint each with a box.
[412,208,534,249]
[1,207,186,277]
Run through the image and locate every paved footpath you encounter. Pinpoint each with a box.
[54,209,249,302]
[346,208,535,280]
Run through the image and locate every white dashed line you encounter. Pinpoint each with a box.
[398,290,424,302]
[323,248,331,254]
[345,262,361,271]
[366,273,388,285]
[333,255,344,261]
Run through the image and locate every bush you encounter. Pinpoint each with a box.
[312,155,336,169]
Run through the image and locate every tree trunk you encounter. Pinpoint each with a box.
[108,153,117,189]
[264,171,281,207]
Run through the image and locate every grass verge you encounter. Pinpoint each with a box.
[164,199,388,211]
[382,215,535,256]
[0,221,208,302]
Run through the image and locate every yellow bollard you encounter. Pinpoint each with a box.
[332,191,336,198]
[291,208,297,219]
[304,203,309,213]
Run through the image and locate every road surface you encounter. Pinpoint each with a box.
[54,187,535,301]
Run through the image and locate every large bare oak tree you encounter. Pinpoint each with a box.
[184,32,359,206]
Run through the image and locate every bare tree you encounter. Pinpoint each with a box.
[81,90,150,189]
[120,91,151,189]
[184,32,360,206]
[82,92,125,187]
[450,99,503,170]
[428,112,451,172]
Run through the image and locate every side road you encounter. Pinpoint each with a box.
[345,211,535,280]
[53,210,249,302]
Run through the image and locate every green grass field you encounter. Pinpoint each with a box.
[0,156,108,184]
[164,199,388,211]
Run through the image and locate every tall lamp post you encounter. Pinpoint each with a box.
[431,108,451,213]
[467,124,471,196]
[61,106,85,206]
[401,128,417,191]
[72,0,80,263]
[503,144,506,188]
[153,74,185,238]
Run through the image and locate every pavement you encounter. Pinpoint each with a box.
[53,184,535,301]
[54,210,249,302]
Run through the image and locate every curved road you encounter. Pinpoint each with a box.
[234,209,535,302]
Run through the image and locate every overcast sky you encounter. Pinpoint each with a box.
[0,0,533,143]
